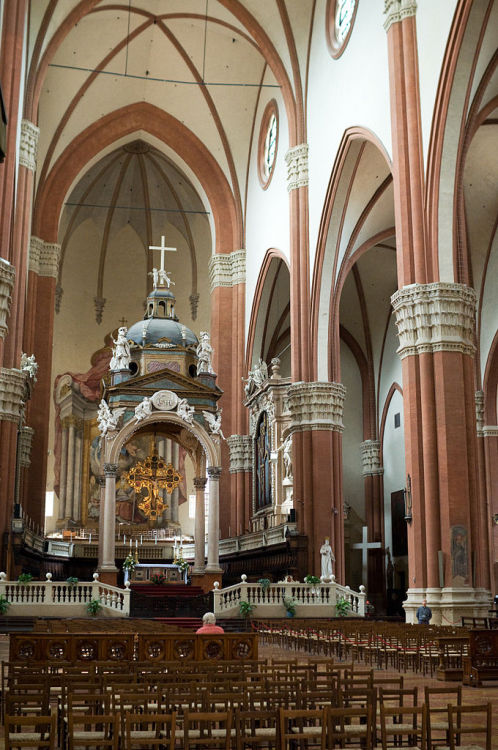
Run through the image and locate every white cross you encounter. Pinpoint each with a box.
[351,526,382,586]
[149,236,176,274]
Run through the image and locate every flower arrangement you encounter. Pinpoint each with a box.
[87,599,102,617]
[174,554,190,574]
[283,597,297,616]
[0,595,10,615]
[122,554,136,573]
[304,575,321,585]
[17,573,33,584]
[335,596,351,617]
[258,578,271,591]
[150,573,166,585]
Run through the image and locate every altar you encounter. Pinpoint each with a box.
[128,563,188,584]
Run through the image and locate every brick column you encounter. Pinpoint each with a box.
[209,250,246,537]
[360,440,385,608]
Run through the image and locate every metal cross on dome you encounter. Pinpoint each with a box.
[149,236,176,289]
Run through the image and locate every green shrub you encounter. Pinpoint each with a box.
[86,599,102,617]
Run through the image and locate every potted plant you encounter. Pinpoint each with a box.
[150,573,166,585]
[258,578,271,592]
[66,576,79,587]
[0,595,10,615]
[17,573,33,584]
[335,596,351,617]
[283,596,297,617]
[304,575,321,585]
[86,599,102,617]
[239,600,256,618]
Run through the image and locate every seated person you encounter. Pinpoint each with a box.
[196,612,225,633]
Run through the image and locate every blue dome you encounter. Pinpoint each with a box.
[127,318,198,348]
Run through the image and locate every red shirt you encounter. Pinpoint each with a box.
[196,624,225,634]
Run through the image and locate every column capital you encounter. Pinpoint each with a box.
[384,0,417,33]
[209,249,246,292]
[104,463,119,477]
[285,143,309,191]
[360,440,384,476]
[227,434,252,473]
[288,381,346,433]
[96,475,106,487]
[0,367,25,422]
[207,465,222,481]
[391,282,476,359]
[19,119,40,172]
[193,476,208,490]
[29,236,61,278]
[19,425,35,468]
[0,258,16,339]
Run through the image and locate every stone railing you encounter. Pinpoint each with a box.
[0,572,130,616]
[213,575,366,618]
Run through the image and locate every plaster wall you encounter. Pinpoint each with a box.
[341,339,364,521]
[382,388,406,556]
[479,233,498,381]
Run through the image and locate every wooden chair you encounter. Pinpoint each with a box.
[4,713,56,750]
[447,703,492,750]
[234,709,279,749]
[67,712,119,750]
[123,711,176,749]
[424,685,462,748]
[380,704,427,750]
[183,710,233,749]
[326,705,374,749]
[279,707,327,749]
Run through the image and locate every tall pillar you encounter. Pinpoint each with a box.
[58,420,69,520]
[287,382,346,579]
[205,466,222,572]
[227,434,252,536]
[65,418,76,522]
[193,476,207,573]
[209,249,246,537]
[72,423,83,523]
[170,441,179,524]
[360,440,385,607]
[99,463,118,578]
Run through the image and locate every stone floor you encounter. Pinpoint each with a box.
[0,635,496,748]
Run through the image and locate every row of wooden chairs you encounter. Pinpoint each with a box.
[4,702,492,750]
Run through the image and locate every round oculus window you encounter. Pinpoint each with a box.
[258,100,279,189]
[327,0,358,58]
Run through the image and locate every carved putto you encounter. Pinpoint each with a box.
[20,353,38,382]
[110,326,131,371]
[97,400,119,436]
[202,408,225,440]
[177,398,195,424]
[134,396,152,422]
[197,331,213,374]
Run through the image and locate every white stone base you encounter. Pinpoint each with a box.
[403,587,492,625]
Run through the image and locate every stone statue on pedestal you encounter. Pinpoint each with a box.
[320,538,335,579]
[110,327,131,371]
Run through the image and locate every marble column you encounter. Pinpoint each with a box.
[66,418,76,521]
[193,476,207,573]
[97,475,106,566]
[170,441,179,524]
[72,424,83,523]
[100,463,118,572]
[58,421,69,520]
[205,466,222,572]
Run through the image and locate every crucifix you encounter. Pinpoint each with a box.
[149,236,176,289]
[351,526,382,587]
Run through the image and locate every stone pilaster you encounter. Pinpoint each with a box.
[0,259,15,340]
[209,249,246,292]
[227,434,252,473]
[0,367,25,422]
[391,283,476,358]
[287,381,346,433]
[285,144,309,191]
[384,0,417,32]
[18,120,39,172]
[360,440,383,476]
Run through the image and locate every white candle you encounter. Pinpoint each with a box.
[140,535,143,545]
[123,534,126,544]
[130,539,132,549]
[135,539,138,549]
[89,533,92,543]
[155,533,157,545]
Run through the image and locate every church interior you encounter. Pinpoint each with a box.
[0,0,497,745]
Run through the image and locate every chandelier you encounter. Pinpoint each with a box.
[124,451,182,521]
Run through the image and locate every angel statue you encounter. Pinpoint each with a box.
[197,331,213,374]
[177,398,195,424]
[21,352,39,382]
[97,400,119,436]
[110,327,131,371]
[148,268,159,289]
[158,268,174,288]
[202,408,225,440]
[135,396,152,422]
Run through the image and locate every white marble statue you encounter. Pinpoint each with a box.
[244,358,268,396]
[97,400,119,436]
[320,538,335,579]
[20,352,38,382]
[158,268,174,288]
[177,398,195,424]
[110,327,131,371]
[202,408,225,440]
[135,396,152,422]
[282,435,293,481]
[197,331,213,374]
[148,268,159,289]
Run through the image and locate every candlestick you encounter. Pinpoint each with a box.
[135,539,138,549]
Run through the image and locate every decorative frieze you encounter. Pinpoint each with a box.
[227,434,252,473]
[0,367,26,422]
[285,144,309,191]
[475,391,485,435]
[0,258,15,339]
[360,440,383,476]
[19,120,40,172]
[19,426,35,467]
[391,283,476,359]
[287,381,346,433]
[384,0,417,32]
[482,426,498,438]
[209,249,246,292]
